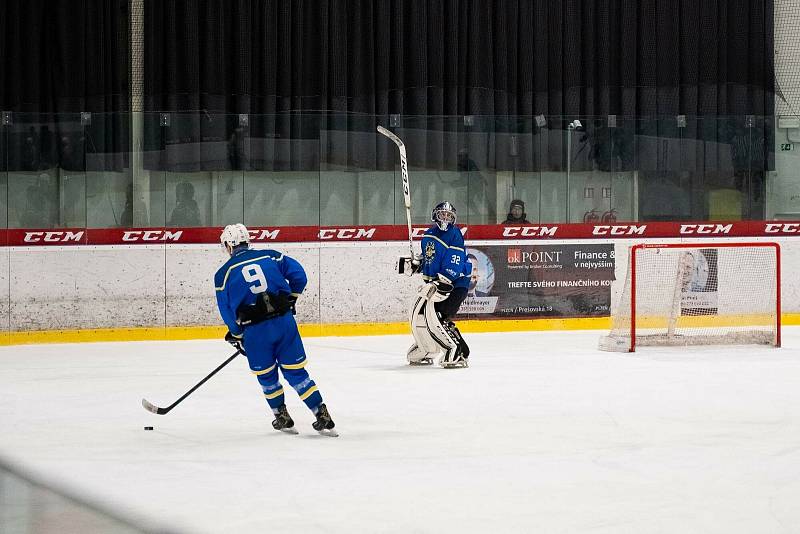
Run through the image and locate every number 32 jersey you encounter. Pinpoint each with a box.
[420,225,472,289]
[214,248,307,336]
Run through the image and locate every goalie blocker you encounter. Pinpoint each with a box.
[397,254,421,275]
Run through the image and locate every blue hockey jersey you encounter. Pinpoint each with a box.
[420,225,472,289]
[214,248,307,336]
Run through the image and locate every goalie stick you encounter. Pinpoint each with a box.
[142,350,241,415]
[377,125,414,257]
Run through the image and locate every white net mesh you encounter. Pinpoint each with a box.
[775,0,800,116]
[600,244,780,351]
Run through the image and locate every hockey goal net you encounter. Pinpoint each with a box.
[600,242,781,352]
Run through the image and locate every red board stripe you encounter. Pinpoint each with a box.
[4,221,800,246]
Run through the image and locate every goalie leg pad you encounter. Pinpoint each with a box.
[447,321,469,358]
[407,283,459,366]
[440,322,469,368]
[422,290,460,365]
[409,286,443,353]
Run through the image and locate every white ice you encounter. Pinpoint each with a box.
[2,330,800,534]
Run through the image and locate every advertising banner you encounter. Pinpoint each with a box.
[457,244,615,318]
[680,248,719,315]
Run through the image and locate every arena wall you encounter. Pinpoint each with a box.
[3,236,796,340]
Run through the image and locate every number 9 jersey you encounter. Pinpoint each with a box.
[214,248,307,337]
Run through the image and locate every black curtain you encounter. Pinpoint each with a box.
[145,0,774,117]
[143,0,775,173]
[0,0,129,171]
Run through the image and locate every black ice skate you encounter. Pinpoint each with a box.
[312,403,338,437]
[272,404,298,434]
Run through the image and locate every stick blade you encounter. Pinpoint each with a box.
[141,398,166,415]
[376,125,405,149]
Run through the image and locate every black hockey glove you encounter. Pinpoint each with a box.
[225,331,244,354]
[237,292,295,325]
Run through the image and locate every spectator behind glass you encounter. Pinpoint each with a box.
[168,181,201,227]
[501,199,530,224]
[21,127,41,171]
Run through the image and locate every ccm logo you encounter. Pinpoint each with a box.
[248,229,280,240]
[680,224,732,235]
[502,226,558,237]
[765,223,800,233]
[319,228,376,240]
[592,225,647,236]
[24,231,84,243]
[122,230,183,242]
[412,227,469,238]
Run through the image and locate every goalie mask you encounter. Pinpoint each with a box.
[431,201,457,231]
[220,223,250,254]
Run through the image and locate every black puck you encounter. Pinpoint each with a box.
[144,426,154,431]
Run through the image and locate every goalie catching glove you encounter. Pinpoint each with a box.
[431,274,453,302]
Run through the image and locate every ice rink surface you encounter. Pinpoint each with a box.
[2,329,800,533]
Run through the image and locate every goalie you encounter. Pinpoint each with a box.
[400,201,471,368]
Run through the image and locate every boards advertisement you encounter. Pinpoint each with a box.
[679,248,719,315]
[457,244,616,318]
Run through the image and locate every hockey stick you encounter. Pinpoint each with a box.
[377,125,414,257]
[141,350,241,415]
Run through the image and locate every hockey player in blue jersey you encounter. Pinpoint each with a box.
[215,223,336,436]
[403,201,471,368]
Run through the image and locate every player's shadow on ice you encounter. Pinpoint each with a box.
[377,364,449,372]
[293,428,406,440]
[306,343,400,359]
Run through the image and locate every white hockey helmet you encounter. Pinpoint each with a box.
[220,223,250,253]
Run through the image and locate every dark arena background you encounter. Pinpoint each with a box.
[2,2,800,533]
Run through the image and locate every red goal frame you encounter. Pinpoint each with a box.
[627,242,781,352]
